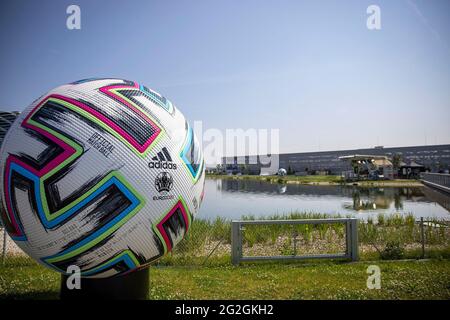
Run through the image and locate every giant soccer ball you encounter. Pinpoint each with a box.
[0,78,205,278]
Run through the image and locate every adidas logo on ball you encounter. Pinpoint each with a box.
[148,147,177,170]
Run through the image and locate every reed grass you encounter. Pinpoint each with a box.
[159,212,450,265]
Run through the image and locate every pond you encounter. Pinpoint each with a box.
[197,178,450,220]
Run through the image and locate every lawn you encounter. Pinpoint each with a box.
[207,174,423,186]
[208,174,342,184]
[1,256,449,300]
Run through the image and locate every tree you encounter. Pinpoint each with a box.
[239,164,248,175]
[287,165,293,175]
[392,154,402,178]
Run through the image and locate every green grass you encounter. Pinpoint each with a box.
[207,174,423,186]
[0,256,60,299]
[1,213,448,299]
[150,260,450,299]
[1,256,449,299]
[208,174,343,184]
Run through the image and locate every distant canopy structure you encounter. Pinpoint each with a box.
[398,160,425,179]
[339,154,394,180]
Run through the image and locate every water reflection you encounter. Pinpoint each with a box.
[346,188,411,211]
[198,178,450,220]
[219,179,427,211]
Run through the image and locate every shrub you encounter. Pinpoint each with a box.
[380,241,405,260]
[377,214,385,226]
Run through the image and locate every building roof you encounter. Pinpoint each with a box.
[402,161,424,168]
[338,154,389,161]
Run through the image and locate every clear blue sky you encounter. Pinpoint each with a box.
[0,0,449,153]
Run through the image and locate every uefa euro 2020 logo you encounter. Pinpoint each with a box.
[155,172,174,193]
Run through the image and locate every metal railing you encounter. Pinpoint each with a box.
[231,218,358,265]
[420,173,450,193]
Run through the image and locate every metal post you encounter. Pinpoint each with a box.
[420,217,425,259]
[293,230,298,256]
[231,221,241,265]
[345,220,351,259]
[350,218,359,261]
[1,228,7,264]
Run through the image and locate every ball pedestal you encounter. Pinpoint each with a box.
[60,267,149,300]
